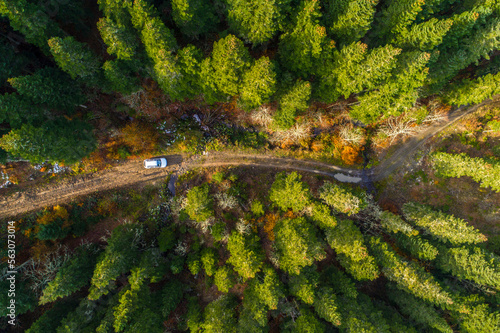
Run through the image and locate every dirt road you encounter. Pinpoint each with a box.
[0,99,495,219]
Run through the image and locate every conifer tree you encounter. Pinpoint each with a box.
[40,245,101,305]
[98,0,133,26]
[97,17,139,60]
[393,232,439,261]
[174,45,204,100]
[8,67,85,112]
[402,202,488,245]
[0,40,28,84]
[171,0,217,37]
[350,51,430,123]
[226,0,282,45]
[239,57,277,110]
[0,0,64,52]
[0,93,45,128]
[278,0,334,77]
[379,210,416,236]
[324,0,379,45]
[325,220,379,280]
[318,43,401,103]
[161,279,184,317]
[201,34,251,103]
[184,184,214,222]
[436,246,500,290]
[274,217,325,275]
[274,80,311,129]
[319,181,367,215]
[320,266,358,299]
[103,59,141,95]
[393,18,453,51]
[214,266,235,293]
[369,236,454,308]
[388,286,453,333]
[287,307,324,332]
[201,247,218,277]
[289,265,319,304]
[375,0,426,41]
[313,286,342,326]
[310,202,337,229]
[88,225,141,300]
[444,72,500,106]
[48,36,103,87]
[202,295,238,333]
[0,118,97,164]
[25,299,79,333]
[269,171,311,212]
[227,230,265,279]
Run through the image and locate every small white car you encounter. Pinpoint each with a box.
[143,157,168,169]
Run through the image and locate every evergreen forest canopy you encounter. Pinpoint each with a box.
[2,170,499,332]
[0,0,500,164]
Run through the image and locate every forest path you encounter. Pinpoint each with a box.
[0,99,496,219]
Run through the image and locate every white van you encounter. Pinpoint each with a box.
[143,157,168,169]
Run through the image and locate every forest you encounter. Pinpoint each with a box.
[0,0,500,166]
[1,0,500,332]
[1,166,500,332]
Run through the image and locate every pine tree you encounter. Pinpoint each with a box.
[274,217,325,275]
[40,244,101,305]
[320,265,358,299]
[325,220,379,280]
[8,67,85,112]
[171,0,217,37]
[184,184,214,222]
[226,0,282,45]
[388,286,453,333]
[289,265,319,304]
[48,36,103,87]
[350,51,430,123]
[161,279,184,317]
[444,72,500,106]
[239,57,277,110]
[319,181,367,215]
[278,0,334,77]
[274,80,311,129]
[227,230,265,279]
[0,0,64,52]
[88,225,141,300]
[98,0,133,26]
[103,59,141,95]
[375,0,426,41]
[369,236,454,308]
[0,40,29,84]
[201,247,219,277]
[214,266,235,293]
[313,286,342,326]
[201,34,251,103]
[269,171,311,212]
[286,307,325,332]
[393,18,453,51]
[25,299,79,333]
[318,43,401,103]
[393,232,439,261]
[378,210,416,236]
[402,202,488,245]
[0,93,45,128]
[436,246,500,290]
[202,295,238,333]
[97,17,139,60]
[310,202,337,229]
[0,118,97,164]
[324,0,379,46]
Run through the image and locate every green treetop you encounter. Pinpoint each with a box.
[269,171,311,212]
[98,0,133,26]
[319,181,367,215]
[171,0,217,37]
[97,17,139,60]
[324,0,379,46]
[310,202,337,229]
[375,0,426,41]
[289,265,319,304]
[402,202,488,245]
[274,80,311,129]
[227,230,265,279]
[313,286,342,326]
[378,210,416,236]
[48,36,103,87]
[8,67,85,112]
[184,184,214,222]
[202,295,238,333]
[369,236,454,308]
[444,72,500,106]
[0,118,97,164]
[239,57,277,110]
[274,217,325,275]
[226,0,282,45]
[278,0,334,77]
[393,18,453,51]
